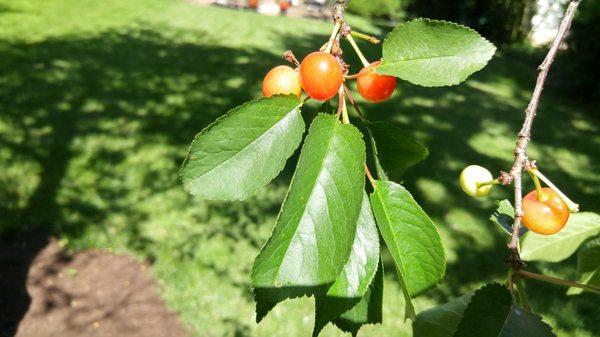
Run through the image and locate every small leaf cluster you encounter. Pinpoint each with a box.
[414,283,555,337]
[180,18,495,336]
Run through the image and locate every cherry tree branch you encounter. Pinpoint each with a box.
[506,0,580,268]
[517,270,600,294]
[332,0,346,22]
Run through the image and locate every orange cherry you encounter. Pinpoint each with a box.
[357,61,396,103]
[299,52,343,101]
[262,65,302,98]
[522,187,570,235]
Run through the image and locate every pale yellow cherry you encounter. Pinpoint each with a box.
[262,65,302,98]
[460,165,494,197]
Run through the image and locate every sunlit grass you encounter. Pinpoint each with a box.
[1,1,598,336]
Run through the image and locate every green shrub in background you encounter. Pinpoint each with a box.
[564,0,600,102]
[346,0,412,20]
[406,0,534,45]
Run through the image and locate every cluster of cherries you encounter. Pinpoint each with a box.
[460,165,576,235]
[261,43,577,237]
[262,51,396,103]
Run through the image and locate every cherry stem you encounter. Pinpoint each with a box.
[365,164,376,189]
[350,31,380,44]
[343,85,368,123]
[527,170,547,201]
[345,34,370,67]
[517,270,600,294]
[507,269,516,302]
[336,87,344,119]
[325,21,342,54]
[341,91,350,124]
[283,50,301,67]
[476,179,501,188]
[530,168,579,212]
[515,276,531,311]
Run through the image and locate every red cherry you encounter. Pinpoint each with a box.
[262,65,302,98]
[522,187,570,235]
[299,52,343,101]
[357,61,396,103]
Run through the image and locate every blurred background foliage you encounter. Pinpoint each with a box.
[347,0,534,45]
[347,0,599,103]
[347,0,413,21]
[0,0,598,336]
[562,0,600,102]
[406,0,535,45]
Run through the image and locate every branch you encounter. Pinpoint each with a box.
[506,0,580,267]
[517,270,600,295]
[332,0,346,22]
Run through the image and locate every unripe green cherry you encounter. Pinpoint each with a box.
[460,165,494,197]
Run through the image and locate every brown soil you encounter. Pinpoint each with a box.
[1,237,187,337]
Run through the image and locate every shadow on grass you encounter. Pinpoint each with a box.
[0,26,329,335]
[0,21,598,337]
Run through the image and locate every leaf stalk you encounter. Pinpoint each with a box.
[530,168,579,212]
[476,179,501,188]
[351,30,380,44]
[345,34,370,67]
[517,270,600,295]
[325,21,342,54]
[515,276,531,311]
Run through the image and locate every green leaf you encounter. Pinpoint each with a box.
[520,212,600,262]
[568,237,600,295]
[251,113,366,322]
[313,193,380,337]
[489,200,527,236]
[318,100,336,115]
[498,306,555,337]
[453,283,555,337]
[333,260,384,337]
[181,95,305,200]
[366,121,429,180]
[370,180,446,320]
[378,18,496,87]
[413,292,473,337]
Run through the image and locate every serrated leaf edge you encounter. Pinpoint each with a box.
[332,262,384,336]
[250,113,366,321]
[366,121,430,179]
[378,18,496,87]
[313,257,381,337]
[373,181,447,296]
[180,95,303,201]
[453,283,555,337]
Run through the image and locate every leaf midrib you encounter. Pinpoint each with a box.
[273,118,339,283]
[333,209,378,297]
[192,104,299,182]
[374,184,411,297]
[382,49,490,66]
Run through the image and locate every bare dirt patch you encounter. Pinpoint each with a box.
[1,237,187,337]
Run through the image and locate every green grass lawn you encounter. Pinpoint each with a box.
[1,0,599,336]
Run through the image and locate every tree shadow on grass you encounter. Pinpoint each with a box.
[0,26,332,335]
[0,20,598,337]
